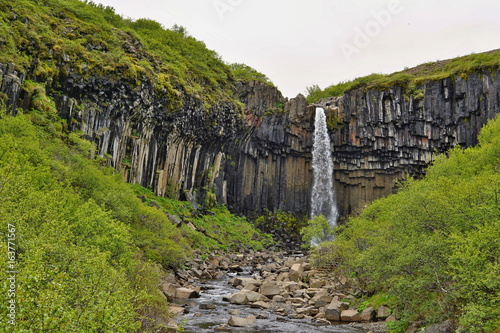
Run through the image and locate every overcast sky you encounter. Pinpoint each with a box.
[95,0,500,98]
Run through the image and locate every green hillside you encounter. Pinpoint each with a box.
[306,49,500,102]
[312,115,500,332]
[0,107,270,330]
[0,0,270,110]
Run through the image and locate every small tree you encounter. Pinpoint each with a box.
[300,215,334,248]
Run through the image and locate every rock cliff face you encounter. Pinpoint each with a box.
[318,70,500,214]
[1,61,499,217]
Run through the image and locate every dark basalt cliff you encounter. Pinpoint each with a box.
[1,61,499,217]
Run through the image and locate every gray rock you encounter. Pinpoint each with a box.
[228,315,257,327]
[250,301,270,309]
[341,309,363,322]
[423,320,455,333]
[260,282,281,297]
[325,306,340,321]
[377,305,391,319]
[361,307,376,321]
[229,292,248,305]
[289,263,304,281]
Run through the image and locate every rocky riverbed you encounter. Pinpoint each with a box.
[163,250,394,332]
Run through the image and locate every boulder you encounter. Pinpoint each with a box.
[289,263,304,281]
[228,315,257,327]
[341,309,363,322]
[251,301,270,309]
[377,305,391,319]
[329,298,349,312]
[325,306,340,321]
[232,277,261,287]
[174,287,200,299]
[260,282,281,297]
[229,292,248,305]
[272,295,286,302]
[245,291,268,302]
[423,320,455,333]
[261,263,278,272]
[162,283,180,299]
[315,299,328,308]
[282,281,301,293]
[361,307,376,321]
[168,306,185,316]
[242,284,259,292]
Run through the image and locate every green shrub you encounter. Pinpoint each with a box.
[326,115,500,330]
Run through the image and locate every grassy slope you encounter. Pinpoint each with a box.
[306,49,500,102]
[0,105,270,331]
[0,0,271,111]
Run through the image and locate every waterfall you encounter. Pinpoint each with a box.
[310,107,338,240]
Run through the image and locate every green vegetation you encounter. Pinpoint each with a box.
[0,0,267,112]
[230,63,274,86]
[312,115,500,332]
[253,211,308,247]
[0,99,271,330]
[306,49,500,102]
[130,185,272,252]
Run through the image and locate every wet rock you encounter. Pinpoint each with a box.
[175,287,200,299]
[229,292,248,305]
[199,303,217,310]
[245,291,268,302]
[168,306,185,316]
[251,301,271,309]
[232,277,261,287]
[228,315,257,327]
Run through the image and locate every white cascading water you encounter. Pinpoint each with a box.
[310,107,338,242]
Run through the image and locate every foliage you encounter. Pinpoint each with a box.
[306,49,500,102]
[0,108,187,331]
[230,63,274,86]
[315,115,500,331]
[253,211,308,247]
[300,215,335,248]
[129,184,273,253]
[0,0,246,111]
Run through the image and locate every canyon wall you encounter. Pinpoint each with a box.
[319,71,500,215]
[1,61,499,217]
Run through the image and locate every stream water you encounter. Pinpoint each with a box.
[177,269,363,333]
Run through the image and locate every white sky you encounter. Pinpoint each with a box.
[95,0,500,98]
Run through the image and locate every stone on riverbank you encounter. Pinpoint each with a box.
[341,309,363,322]
[228,315,257,327]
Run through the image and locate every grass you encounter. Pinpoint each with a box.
[0,0,270,113]
[307,49,500,102]
[129,184,273,252]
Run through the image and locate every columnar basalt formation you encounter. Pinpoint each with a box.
[1,61,499,217]
[318,71,500,215]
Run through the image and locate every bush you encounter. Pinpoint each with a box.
[300,215,335,247]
